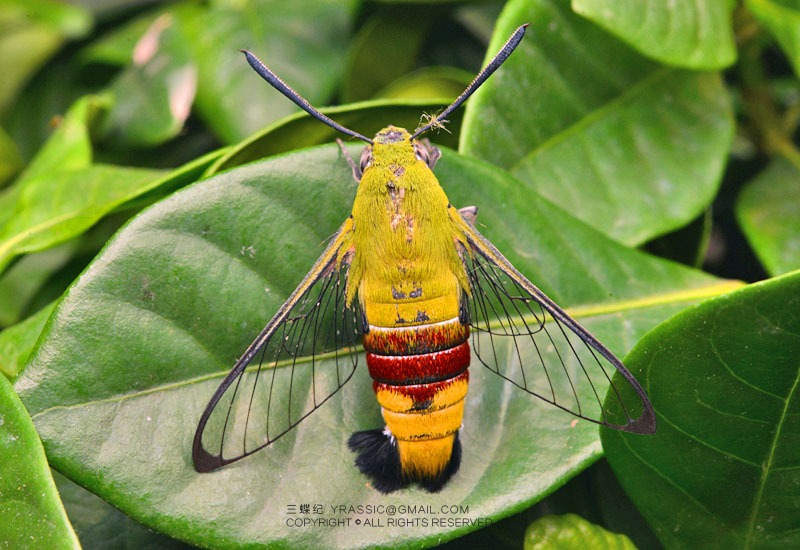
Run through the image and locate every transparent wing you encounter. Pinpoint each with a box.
[193,227,363,472]
[451,209,656,434]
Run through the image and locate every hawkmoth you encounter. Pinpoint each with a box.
[192,24,655,493]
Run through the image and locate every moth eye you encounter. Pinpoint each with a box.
[359,147,372,172]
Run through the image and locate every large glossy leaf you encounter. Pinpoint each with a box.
[172,0,356,143]
[523,514,636,550]
[571,0,736,69]
[736,156,800,276]
[460,0,734,246]
[601,271,800,549]
[15,144,740,549]
[747,0,800,78]
[205,98,463,175]
[0,374,80,550]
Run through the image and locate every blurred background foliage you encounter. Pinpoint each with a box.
[0,0,799,549]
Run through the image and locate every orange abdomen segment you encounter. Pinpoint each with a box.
[362,315,470,482]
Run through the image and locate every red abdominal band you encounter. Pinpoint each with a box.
[366,341,470,385]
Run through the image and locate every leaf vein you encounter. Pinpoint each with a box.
[743,362,800,548]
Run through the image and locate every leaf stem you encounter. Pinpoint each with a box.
[737,15,800,170]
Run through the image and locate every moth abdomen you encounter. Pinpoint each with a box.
[352,303,470,492]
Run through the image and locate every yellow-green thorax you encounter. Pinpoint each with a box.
[345,126,468,327]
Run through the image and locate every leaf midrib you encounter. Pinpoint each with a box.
[29,280,741,421]
[744,361,800,549]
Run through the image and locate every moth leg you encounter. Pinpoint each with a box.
[336,138,361,181]
[418,138,441,170]
[457,205,478,227]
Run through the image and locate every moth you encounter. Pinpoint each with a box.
[192,24,656,493]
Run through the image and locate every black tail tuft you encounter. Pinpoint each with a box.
[348,429,407,494]
[419,432,461,493]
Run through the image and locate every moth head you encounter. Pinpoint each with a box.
[358,125,414,168]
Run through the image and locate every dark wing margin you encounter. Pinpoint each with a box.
[448,206,656,434]
[193,218,363,472]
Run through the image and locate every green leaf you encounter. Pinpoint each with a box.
[444,460,660,550]
[375,67,474,100]
[0,212,136,331]
[54,472,194,550]
[102,15,197,148]
[0,164,163,274]
[0,243,77,328]
[372,0,467,3]
[454,2,506,44]
[0,302,55,380]
[461,0,734,246]
[571,0,736,69]
[18,94,105,184]
[173,0,357,143]
[601,271,800,549]
[736,156,800,276]
[0,125,22,186]
[16,145,739,549]
[524,514,636,550]
[78,9,162,66]
[0,374,80,549]
[341,8,433,102]
[104,60,197,148]
[747,0,800,78]
[2,56,91,163]
[3,0,93,36]
[0,0,92,117]
[67,0,157,22]
[205,98,463,175]
[0,94,107,245]
[0,145,227,276]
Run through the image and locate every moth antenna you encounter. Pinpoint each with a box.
[410,23,529,140]
[241,50,373,144]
